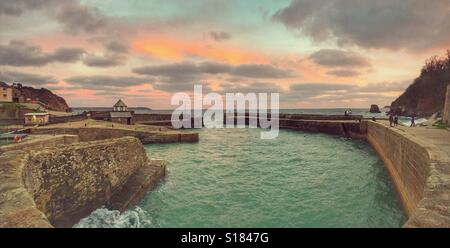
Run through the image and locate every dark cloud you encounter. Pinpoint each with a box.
[55,2,108,34]
[52,47,86,62]
[0,40,85,66]
[133,61,295,80]
[0,69,57,85]
[64,75,152,89]
[326,70,360,77]
[309,49,370,68]
[273,0,450,50]
[209,31,232,42]
[232,64,295,78]
[82,54,125,67]
[0,0,109,35]
[0,0,60,16]
[105,41,129,54]
[133,61,294,92]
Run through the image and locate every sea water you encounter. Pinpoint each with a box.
[75,128,406,228]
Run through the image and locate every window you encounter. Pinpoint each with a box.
[3,94,6,97]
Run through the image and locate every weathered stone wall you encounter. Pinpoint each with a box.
[279,118,363,139]
[133,113,173,122]
[29,127,199,144]
[0,135,80,227]
[0,151,52,227]
[365,121,430,215]
[364,121,450,227]
[0,135,79,154]
[49,113,87,124]
[22,137,149,227]
[0,135,166,228]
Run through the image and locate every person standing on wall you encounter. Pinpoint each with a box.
[394,115,399,126]
[389,114,394,127]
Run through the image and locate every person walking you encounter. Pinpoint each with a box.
[410,116,416,127]
[394,115,399,126]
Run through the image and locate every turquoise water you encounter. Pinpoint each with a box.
[75,128,406,228]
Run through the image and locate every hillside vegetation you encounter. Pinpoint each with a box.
[391,50,450,117]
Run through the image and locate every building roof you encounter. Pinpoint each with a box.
[24,112,49,116]
[110,111,132,118]
[0,81,9,87]
[113,99,127,107]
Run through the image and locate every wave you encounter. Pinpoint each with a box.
[73,207,155,228]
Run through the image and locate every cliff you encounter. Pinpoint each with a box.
[391,51,450,117]
[17,86,69,112]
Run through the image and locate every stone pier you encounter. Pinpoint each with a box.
[0,136,166,228]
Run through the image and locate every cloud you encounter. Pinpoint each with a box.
[0,69,57,85]
[289,83,353,98]
[0,0,109,35]
[326,70,360,77]
[209,31,232,42]
[0,0,60,16]
[64,75,152,89]
[308,49,370,68]
[287,81,409,102]
[105,41,129,54]
[219,82,284,94]
[133,61,295,79]
[82,54,125,67]
[358,80,410,93]
[133,61,294,92]
[232,64,295,78]
[0,40,85,66]
[55,1,108,34]
[272,0,450,50]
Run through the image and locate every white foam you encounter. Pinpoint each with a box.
[73,207,155,228]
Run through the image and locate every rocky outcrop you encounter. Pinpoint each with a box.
[391,51,450,117]
[369,104,381,113]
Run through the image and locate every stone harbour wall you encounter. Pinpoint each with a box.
[279,118,363,139]
[0,136,166,228]
[22,137,148,227]
[364,121,450,227]
[29,127,199,144]
[0,135,79,154]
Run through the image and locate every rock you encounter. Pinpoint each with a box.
[369,104,381,113]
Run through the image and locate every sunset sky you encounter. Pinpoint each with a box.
[1,0,450,109]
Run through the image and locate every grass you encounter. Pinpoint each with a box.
[0,102,25,110]
[432,120,450,129]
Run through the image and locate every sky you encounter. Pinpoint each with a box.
[0,0,449,109]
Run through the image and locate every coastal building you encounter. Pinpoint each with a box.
[110,99,133,125]
[24,112,50,125]
[444,84,450,124]
[0,82,13,102]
